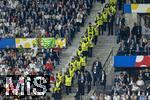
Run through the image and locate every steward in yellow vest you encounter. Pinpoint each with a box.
[97,13,103,35]
[65,74,72,95]
[110,4,116,15]
[77,46,82,56]
[79,55,86,71]
[76,57,81,70]
[81,39,88,57]
[102,10,107,23]
[56,71,63,82]
[96,12,101,32]
[69,67,75,78]
[93,24,99,45]
[87,23,94,36]
[102,9,108,32]
[108,4,115,36]
[53,80,62,99]
[72,58,77,73]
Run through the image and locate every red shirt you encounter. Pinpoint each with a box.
[50,76,55,83]
[44,62,54,72]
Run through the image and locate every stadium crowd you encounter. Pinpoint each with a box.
[0,0,95,76]
[0,0,93,46]
[117,17,150,55]
[90,68,150,100]
[0,0,118,99]
[0,48,60,75]
[0,0,149,100]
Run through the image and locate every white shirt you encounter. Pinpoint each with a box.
[132,84,140,91]
[90,95,96,100]
[113,95,120,100]
[29,63,36,69]
[105,95,111,100]
[136,80,144,86]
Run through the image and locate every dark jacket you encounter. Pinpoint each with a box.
[92,61,102,76]
[100,71,106,85]
[78,72,86,84]
[85,71,92,83]
[131,25,142,39]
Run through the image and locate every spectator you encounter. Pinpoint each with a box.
[44,58,54,75]
[136,77,145,87]
[130,92,137,100]
[85,70,92,94]
[91,57,102,86]
[0,0,92,41]
[139,91,147,100]
[90,91,97,100]
[113,92,120,100]
[100,70,106,90]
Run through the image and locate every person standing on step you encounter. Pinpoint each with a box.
[92,57,102,86]
[78,70,86,95]
[100,70,106,90]
[85,70,92,94]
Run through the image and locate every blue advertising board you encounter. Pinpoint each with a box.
[0,38,16,48]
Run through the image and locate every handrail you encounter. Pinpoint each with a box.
[102,48,114,74]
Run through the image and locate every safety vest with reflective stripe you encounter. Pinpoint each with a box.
[110,6,116,15]
[102,12,108,22]
[98,16,103,26]
[65,76,72,86]
[88,26,94,35]
[77,49,82,56]
[94,25,99,36]
[69,68,74,78]
[57,73,62,82]
[81,41,88,51]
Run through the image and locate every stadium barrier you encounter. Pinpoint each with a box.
[114,56,150,68]
[0,38,66,49]
[124,4,150,13]
[103,48,114,75]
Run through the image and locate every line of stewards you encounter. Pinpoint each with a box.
[95,2,116,35]
[52,0,117,98]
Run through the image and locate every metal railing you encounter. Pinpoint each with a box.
[102,48,114,75]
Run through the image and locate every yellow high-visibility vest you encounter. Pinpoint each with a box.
[88,26,94,35]
[87,35,93,42]
[77,49,82,56]
[80,57,86,66]
[96,15,99,21]
[54,81,61,92]
[57,73,62,82]
[81,41,88,51]
[94,25,99,36]
[77,60,81,70]
[96,15,99,26]
[102,12,107,22]
[73,60,77,71]
[88,41,93,48]
[65,75,72,86]
[69,68,74,78]
[106,8,110,16]
[98,16,103,26]
[56,81,61,88]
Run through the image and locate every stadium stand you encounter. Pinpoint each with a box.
[0,0,149,100]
